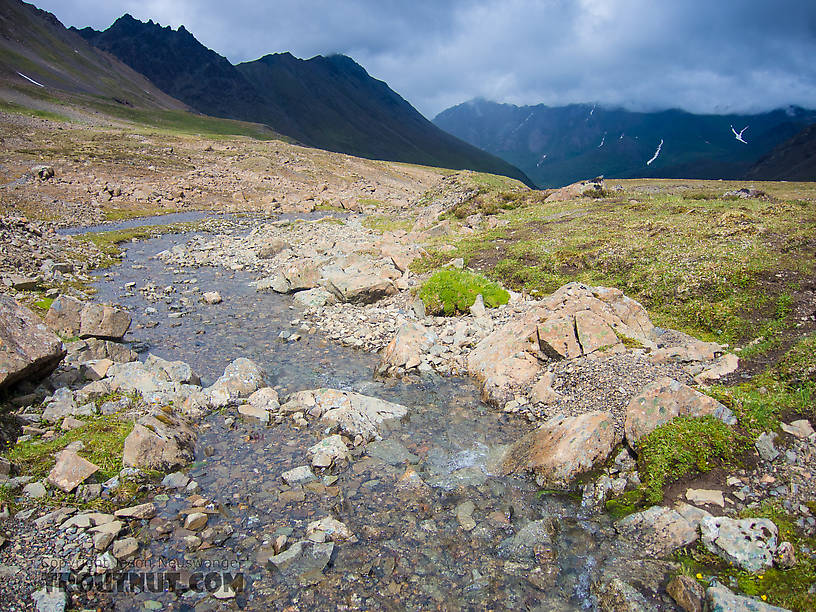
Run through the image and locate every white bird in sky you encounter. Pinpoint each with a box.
[731,125,748,144]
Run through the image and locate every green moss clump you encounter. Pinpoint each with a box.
[775,334,816,386]
[637,416,749,504]
[418,269,509,316]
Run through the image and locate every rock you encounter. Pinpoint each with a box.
[776,541,796,568]
[306,516,353,542]
[47,450,99,492]
[111,537,139,560]
[308,435,349,468]
[685,488,724,507]
[531,372,561,404]
[321,264,397,304]
[615,506,698,557]
[536,316,581,360]
[95,551,118,573]
[282,466,316,486]
[780,419,814,439]
[23,481,47,498]
[624,377,736,445]
[68,338,137,364]
[206,358,267,406]
[293,287,335,308]
[594,578,657,612]
[114,502,156,520]
[700,516,778,572]
[44,295,84,336]
[256,238,290,258]
[366,439,419,465]
[267,540,334,587]
[161,471,190,490]
[497,519,554,560]
[755,432,779,462]
[545,177,604,202]
[238,403,270,422]
[248,387,280,411]
[284,261,320,292]
[469,293,486,317]
[79,303,131,341]
[122,412,196,471]
[0,295,66,390]
[694,353,739,384]
[666,575,705,612]
[31,586,66,612]
[81,358,114,381]
[376,322,438,373]
[256,274,291,293]
[706,582,790,611]
[501,411,620,488]
[42,387,94,422]
[184,512,208,531]
[574,310,622,355]
[31,165,55,180]
[286,388,408,441]
[143,354,200,385]
[201,291,222,304]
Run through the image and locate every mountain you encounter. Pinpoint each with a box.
[746,123,816,181]
[0,0,185,110]
[75,16,532,185]
[433,99,816,188]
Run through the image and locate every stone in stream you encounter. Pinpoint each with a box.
[111,537,139,561]
[79,303,132,341]
[706,582,790,611]
[161,471,190,490]
[206,358,267,407]
[201,291,222,304]
[700,516,778,572]
[184,512,209,531]
[284,388,408,441]
[376,321,438,374]
[0,295,66,390]
[497,519,554,560]
[306,516,353,542]
[114,502,156,520]
[307,435,349,468]
[293,287,335,308]
[624,377,736,445]
[267,540,335,587]
[47,449,99,492]
[282,466,316,486]
[44,294,84,337]
[122,411,195,471]
[500,411,620,489]
[366,439,419,466]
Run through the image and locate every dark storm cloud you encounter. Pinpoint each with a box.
[34,0,816,117]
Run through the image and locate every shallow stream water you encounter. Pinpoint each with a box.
[89,225,621,611]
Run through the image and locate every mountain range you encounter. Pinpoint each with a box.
[433,99,816,187]
[72,14,531,185]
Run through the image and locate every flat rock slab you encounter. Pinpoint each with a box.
[615,505,698,558]
[707,582,790,611]
[0,295,66,390]
[48,450,99,493]
[267,541,334,586]
[701,516,778,572]
[625,377,736,445]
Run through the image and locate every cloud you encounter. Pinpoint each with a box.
[34,0,816,117]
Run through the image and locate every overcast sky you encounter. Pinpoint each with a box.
[34,0,816,118]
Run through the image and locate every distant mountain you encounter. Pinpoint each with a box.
[0,0,185,109]
[746,123,816,181]
[433,99,816,187]
[75,16,532,185]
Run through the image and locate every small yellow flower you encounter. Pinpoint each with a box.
[758,575,764,579]
[761,595,767,601]
[696,573,703,580]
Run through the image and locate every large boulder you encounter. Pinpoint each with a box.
[320,260,398,304]
[206,358,267,407]
[79,304,131,341]
[284,388,408,441]
[500,411,621,488]
[376,321,438,374]
[0,295,66,390]
[122,411,196,471]
[624,377,736,445]
[44,295,84,337]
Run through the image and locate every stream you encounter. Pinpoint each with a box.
[87,217,620,610]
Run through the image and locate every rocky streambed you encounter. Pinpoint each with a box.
[0,212,811,611]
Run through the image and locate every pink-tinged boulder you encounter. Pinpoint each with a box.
[122,411,196,471]
[624,377,736,445]
[44,295,84,336]
[500,411,621,488]
[79,303,131,341]
[573,310,622,354]
[48,449,99,492]
[0,295,66,390]
[376,321,438,375]
[536,316,581,360]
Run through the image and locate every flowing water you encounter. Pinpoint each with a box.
[88,224,620,611]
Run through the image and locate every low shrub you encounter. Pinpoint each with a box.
[418,269,509,316]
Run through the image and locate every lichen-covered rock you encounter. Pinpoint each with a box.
[615,506,698,558]
[624,377,736,445]
[0,295,66,390]
[78,303,131,341]
[706,582,790,612]
[700,516,778,572]
[500,411,621,488]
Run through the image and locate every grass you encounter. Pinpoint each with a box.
[636,416,750,505]
[675,502,816,610]
[5,415,133,482]
[413,181,815,349]
[358,198,386,208]
[418,269,509,316]
[363,215,414,233]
